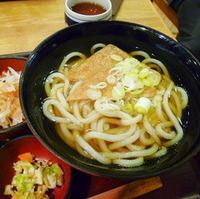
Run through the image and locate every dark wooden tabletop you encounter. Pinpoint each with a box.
[67,156,200,199]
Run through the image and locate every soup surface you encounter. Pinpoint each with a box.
[71,2,106,15]
[42,44,188,168]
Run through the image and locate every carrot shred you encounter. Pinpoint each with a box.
[11,195,19,199]
[18,152,34,163]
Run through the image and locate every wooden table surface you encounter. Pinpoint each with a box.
[0,0,173,55]
[1,0,200,198]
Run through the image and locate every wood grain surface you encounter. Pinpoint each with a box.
[0,0,173,55]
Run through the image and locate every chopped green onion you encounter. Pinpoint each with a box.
[116,58,140,74]
[110,54,123,61]
[142,70,161,86]
[134,97,152,114]
[139,68,149,79]
[112,86,125,99]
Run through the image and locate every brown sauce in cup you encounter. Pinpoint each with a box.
[71,2,107,15]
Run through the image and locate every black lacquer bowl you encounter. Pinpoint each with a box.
[20,21,200,179]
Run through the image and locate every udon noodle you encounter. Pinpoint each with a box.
[42,44,188,167]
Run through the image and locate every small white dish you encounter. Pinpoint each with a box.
[65,0,112,26]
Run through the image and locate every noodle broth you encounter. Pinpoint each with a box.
[42,44,188,168]
[20,21,200,178]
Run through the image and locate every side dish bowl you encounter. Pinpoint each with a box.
[0,135,72,198]
[20,21,200,179]
[0,57,28,144]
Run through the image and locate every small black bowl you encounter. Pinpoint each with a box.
[20,21,200,179]
[0,57,28,145]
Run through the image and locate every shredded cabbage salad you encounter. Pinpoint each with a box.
[4,153,64,199]
[0,67,24,128]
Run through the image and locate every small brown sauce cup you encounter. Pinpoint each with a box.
[65,0,112,26]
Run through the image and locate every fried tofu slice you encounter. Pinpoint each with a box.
[66,44,131,101]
